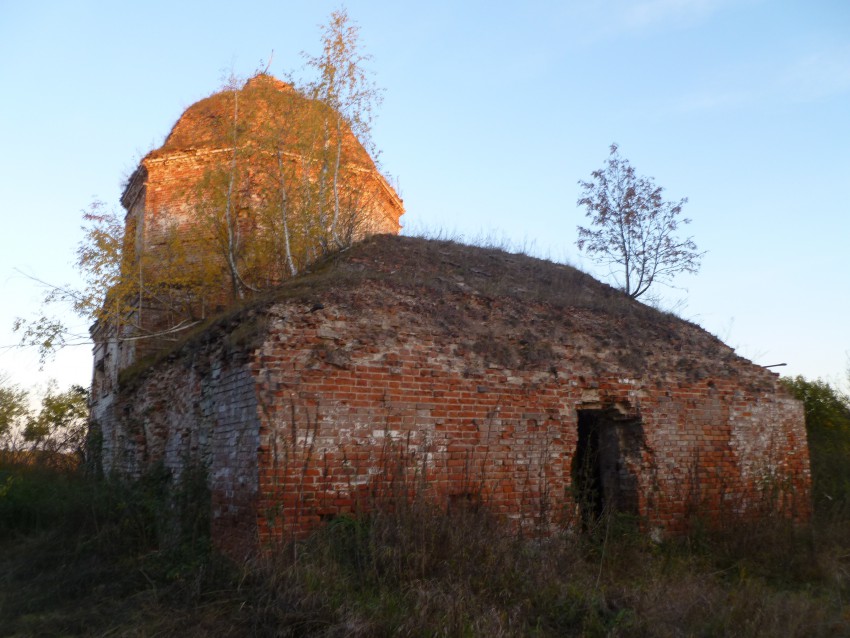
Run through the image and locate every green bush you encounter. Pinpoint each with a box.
[781,375,850,512]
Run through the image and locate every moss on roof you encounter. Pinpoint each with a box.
[117,233,784,397]
[120,234,774,392]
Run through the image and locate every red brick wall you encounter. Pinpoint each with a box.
[94,263,810,556]
[250,289,810,545]
[99,350,262,558]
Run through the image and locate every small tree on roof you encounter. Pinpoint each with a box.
[576,144,704,299]
[305,7,383,248]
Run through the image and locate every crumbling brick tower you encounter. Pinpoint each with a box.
[91,74,404,405]
[89,78,810,558]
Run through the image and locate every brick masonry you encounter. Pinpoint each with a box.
[92,236,811,556]
[104,73,405,368]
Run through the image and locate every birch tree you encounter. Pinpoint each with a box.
[306,8,382,248]
[15,201,205,362]
[15,9,390,361]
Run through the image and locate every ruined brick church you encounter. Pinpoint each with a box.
[90,75,811,556]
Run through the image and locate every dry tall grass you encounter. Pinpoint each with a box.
[1,454,848,637]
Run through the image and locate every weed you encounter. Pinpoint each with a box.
[1,456,849,636]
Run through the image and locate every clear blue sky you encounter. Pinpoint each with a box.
[1,0,848,394]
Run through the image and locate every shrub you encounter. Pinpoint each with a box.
[781,376,850,511]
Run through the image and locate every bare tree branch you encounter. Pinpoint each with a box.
[576,144,704,299]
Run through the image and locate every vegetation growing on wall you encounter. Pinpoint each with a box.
[0,396,848,636]
[576,144,704,300]
[14,9,392,363]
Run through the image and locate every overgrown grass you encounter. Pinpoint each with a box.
[1,455,849,637]
[117,234,741,392]
[2,376,848,635]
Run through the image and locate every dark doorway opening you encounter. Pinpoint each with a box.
[572,409,643,528]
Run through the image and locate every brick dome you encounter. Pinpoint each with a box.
[147,74,378,173]
[113,72,403,347]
